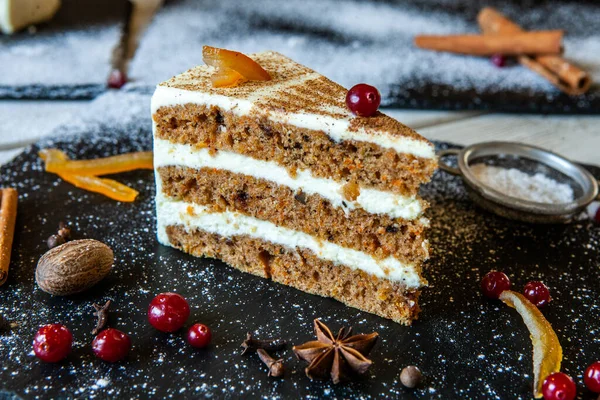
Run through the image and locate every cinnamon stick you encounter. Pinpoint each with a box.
[478,7,592,95]
[415,31,563,56]
[0,188,18,286]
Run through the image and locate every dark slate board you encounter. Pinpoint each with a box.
[2,0,599,113]
[0,129,599,399]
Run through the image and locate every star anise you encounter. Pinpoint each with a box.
[292,319,379,384]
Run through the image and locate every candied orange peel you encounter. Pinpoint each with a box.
[499,290,562,398]
[39,149,151,202]
[43,150,152,176]
[210,67,247,88]
[202,45,271,88]
[39,148,69,163]
[58,174,139,202]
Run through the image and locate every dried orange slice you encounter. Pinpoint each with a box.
[40,149,153,176]
[202,45,271,86]
[499,290,562,398]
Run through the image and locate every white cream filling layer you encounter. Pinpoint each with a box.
[156,193,424,288]
[154,138,424,220]
[151,85,435,159]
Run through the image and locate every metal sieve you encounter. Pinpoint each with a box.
[437,141,600,224]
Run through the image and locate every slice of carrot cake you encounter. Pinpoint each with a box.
[151,47,437,325]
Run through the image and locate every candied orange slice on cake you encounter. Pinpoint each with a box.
[499,290,562,398]
[202,45,271,87]
[210,68,247,88]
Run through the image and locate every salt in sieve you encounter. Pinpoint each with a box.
[437,141,599,224]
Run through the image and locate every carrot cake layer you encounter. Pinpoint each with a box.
[156,192,425,287]
[154,138,426,220]
[153,103,436,196]
[157,165,429,264]
[164,226,422,325]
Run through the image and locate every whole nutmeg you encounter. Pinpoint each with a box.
[400,365,422,389]
[36,239,114,296]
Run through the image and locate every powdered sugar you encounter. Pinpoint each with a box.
[470,164,575,204]
[0,26,117,87]
[94,378,110,388]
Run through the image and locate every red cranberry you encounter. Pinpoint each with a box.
[107,69,127,89]
[33,324,73,363]
[523,281,551,308]
[92,328,131,362]
[480,271,511,299]
[187,323,212,348]
[594,207,600,223]
[542,372,576,400]
[491,54,506,68]
[148,292,190,332]
[346,84,381,117]
[584,362,600,393]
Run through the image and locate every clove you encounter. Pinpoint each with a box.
[57,221,72,240]
[257,348,285,378]
[91,300,112,335]
[241,332,286,355]
[47,221,72,249]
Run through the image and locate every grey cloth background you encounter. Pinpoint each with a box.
[2,0,599,112]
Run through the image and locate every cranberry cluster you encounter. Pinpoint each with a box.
[480,271,600,399]
[33,292,211,364]
[33,324,131,363]
[148,292,212,349]
[542,367,600,400]
[480,271,550,307]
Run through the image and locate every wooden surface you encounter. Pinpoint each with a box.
[0,100,598,166]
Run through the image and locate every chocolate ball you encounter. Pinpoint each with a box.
[400,365,423,388]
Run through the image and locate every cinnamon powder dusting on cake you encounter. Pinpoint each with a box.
[159,51,433,144]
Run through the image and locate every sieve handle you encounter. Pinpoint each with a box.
[437,148,462,176]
